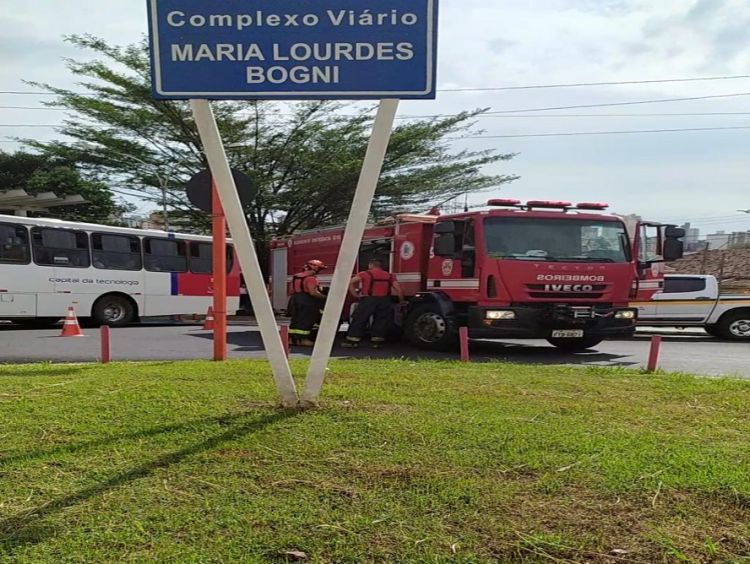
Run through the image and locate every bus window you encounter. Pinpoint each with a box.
[144,238,187,272]
[31,227,90,268]
[0,223,30,264]
[189,242,234,274]
[92,233,142,271]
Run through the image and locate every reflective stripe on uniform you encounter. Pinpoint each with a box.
[288,328,312,336]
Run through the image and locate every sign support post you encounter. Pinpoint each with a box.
[149,0,436,408]
[301,99,400,406]
[191,99,298,407]
[211,180,227,361]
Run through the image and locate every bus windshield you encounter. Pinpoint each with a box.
[483,216,630,263]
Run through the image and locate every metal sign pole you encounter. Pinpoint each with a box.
[302,99,400,406]
[211,180,228,361]
[191,99,298,407]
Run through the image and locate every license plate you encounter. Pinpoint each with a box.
[551,330,584,338]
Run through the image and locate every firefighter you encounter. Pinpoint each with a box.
[288,259,327,347]
[343,259,404,348]
[237,275,251,315]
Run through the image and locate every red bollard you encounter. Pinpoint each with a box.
[646,335,662,372]
[100,325,111,364]
[279,324,290,359]
[459,326,470,362]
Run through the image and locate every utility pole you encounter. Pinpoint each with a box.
[78,143,172,231]
[157,174,170,231]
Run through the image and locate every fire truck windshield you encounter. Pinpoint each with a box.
[483,217,630,263]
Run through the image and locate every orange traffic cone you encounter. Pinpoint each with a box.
[59,306,84,337]
[203,306,215,330]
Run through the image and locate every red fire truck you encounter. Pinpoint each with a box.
[269,199,684,351]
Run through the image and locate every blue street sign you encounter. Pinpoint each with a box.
[147,0,438,100]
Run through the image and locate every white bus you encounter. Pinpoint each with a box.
[0,214,240,327]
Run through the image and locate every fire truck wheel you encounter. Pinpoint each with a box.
[404,305,456,349]
[92,294,135,327]
[546,336,603,352]
[716,311,750,341]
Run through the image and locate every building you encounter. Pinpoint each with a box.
[680,222,700,245]
[680,222,702,252]
[730,231,750,248]
[706,230,750,250]
[115,213,166,231]
[706,231,730,250]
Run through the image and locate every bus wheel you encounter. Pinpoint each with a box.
[547,336,603,352]
[93,295,135,327]
[404,305,456,349]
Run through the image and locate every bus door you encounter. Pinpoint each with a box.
[142,237,190,315]
[0,222,37,316]
[29,226,92,314]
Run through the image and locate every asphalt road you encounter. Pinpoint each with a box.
[0,322,748,378]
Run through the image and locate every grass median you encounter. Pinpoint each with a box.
[1,360,749,562]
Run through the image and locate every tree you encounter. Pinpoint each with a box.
[0,150,131,223]
[25,35,517,258]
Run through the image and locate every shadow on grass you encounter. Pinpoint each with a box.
[0,410,297,553]
[0,411,269,465]
[0,361,185,380]
[0,365,96,378]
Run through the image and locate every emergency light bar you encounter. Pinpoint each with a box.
[576,202,609,210]
[525,200,572,209]
[486,199,605,211]
[487,198,522,207]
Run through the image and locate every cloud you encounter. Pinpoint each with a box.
[563,0,633,16]
[487,38,515,55]
[0,30,78,66]
[635,0,750,73]
[685,0,727,23]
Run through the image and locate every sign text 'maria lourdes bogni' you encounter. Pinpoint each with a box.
[147,0,438,100]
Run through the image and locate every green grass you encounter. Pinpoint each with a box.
[1,360,750,562]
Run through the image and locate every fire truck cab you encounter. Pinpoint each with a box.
[270,199,684,351]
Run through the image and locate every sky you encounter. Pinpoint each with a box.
[1,0,750,236]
